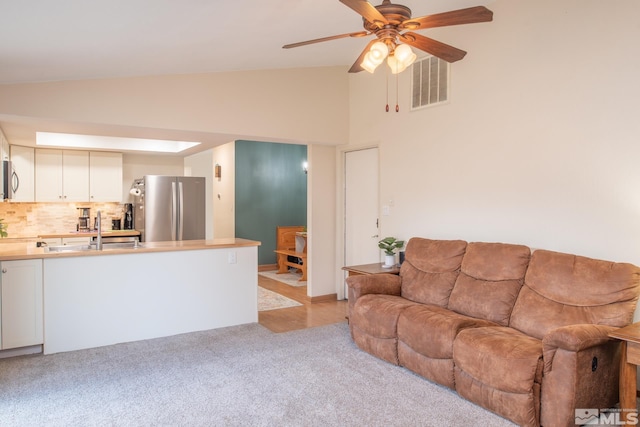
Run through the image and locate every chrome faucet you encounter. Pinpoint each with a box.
[96,210,103,250]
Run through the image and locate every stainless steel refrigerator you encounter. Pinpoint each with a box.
[134,175,206,242]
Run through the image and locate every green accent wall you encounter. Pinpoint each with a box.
[235,140,307,265]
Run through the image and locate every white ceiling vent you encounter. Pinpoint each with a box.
[411,56,449,110]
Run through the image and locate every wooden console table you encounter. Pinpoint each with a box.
[608,322,640,422]
[342,262,401,277]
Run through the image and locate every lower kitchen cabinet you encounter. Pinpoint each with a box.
[0,259,43,349]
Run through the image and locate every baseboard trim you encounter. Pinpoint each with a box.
[258,264,277,272]
[307,293,337,304]
[0,345,42,359]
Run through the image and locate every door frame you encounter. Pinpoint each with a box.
[335,144,380,300]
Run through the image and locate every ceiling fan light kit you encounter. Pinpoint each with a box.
[360,39,416,74]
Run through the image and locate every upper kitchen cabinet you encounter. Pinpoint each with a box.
[10,145,35,202]
[89,152,123,202]
[35,149,89,202]
[0,129,10,161]
[35,149,123,202]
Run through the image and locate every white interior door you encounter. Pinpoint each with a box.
[344,148,379,296]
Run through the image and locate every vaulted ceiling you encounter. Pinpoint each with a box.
[0,0,493,152]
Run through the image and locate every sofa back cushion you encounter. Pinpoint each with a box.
[400,238,467,307]
[448,242,531,326]
[510,249,640,340]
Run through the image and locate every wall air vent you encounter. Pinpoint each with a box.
[411,56,450,110]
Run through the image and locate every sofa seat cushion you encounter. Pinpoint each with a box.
[453,326,543,427]
[350,294,418,364]
[398,304,498,360]
[397,304,498,388]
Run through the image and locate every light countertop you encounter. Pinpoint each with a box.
[0,238,261,261]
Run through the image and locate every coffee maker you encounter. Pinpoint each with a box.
[123,203,134,230]
[77,207,91,231]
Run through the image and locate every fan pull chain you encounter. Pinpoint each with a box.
[385,66,390,113]
[396,72,399,113]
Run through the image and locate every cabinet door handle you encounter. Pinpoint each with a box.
[2,268,7,273]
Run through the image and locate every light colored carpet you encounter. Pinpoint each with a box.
[0,322,516,426]
[258,286,302,311]
[259,269,306,286]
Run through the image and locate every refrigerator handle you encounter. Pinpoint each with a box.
[171,181,177,241]
[178,181,184,240]
[11,171,19,193]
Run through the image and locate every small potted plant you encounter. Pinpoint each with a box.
[378,236,404,267]
[0,219,7,238]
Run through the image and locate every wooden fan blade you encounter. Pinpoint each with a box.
[399,32,467,63]
[283,31,369,49]
[348,39,378,73]
[340,0,389,29]
[400,6,493,30]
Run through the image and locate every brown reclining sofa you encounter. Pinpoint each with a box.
[346,237,640,426]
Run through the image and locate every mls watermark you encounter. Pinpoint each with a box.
[576,408,639,425]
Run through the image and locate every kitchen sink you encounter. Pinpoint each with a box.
[44,241,143,253]
[45,244,93,253]
[100,241,143,249]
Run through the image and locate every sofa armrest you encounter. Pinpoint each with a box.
[542,324,618,372]
[346,273,402,298]
[346,274,402,312]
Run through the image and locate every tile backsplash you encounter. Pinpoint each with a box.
[0,202,127,238]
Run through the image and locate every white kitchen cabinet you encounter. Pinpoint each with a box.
[35,149,89,202]
[0,130,9,161]
[89,152,123,202]
[10,145,35,202]
[1,259,43,349]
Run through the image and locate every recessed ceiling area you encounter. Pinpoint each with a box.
[36,132,201,153]
[0,0,494,154]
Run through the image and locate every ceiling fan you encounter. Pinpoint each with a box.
[283,0,493,74]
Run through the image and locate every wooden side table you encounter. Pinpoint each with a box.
[342,262,401,276]
[608,322,640,422]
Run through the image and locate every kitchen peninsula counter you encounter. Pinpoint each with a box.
[0,238,261,354]
[0,238,259,261]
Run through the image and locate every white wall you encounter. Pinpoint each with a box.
[211,142,235,239]
[346,0,640,271]
[0,67,349,145]
[122,153,184,203]
[308,144,337,298]
[183,143,236,240]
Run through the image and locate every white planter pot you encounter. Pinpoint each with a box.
[384,254,396,267]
